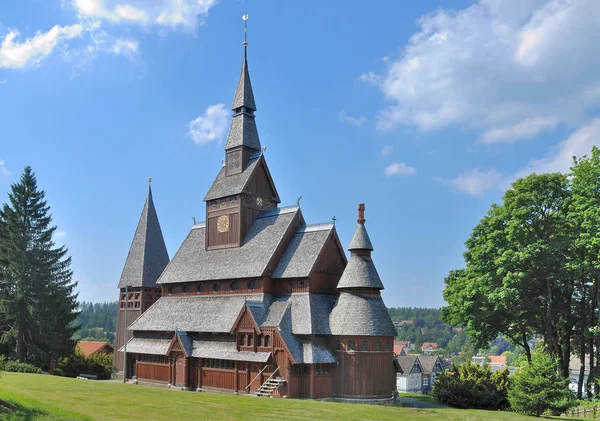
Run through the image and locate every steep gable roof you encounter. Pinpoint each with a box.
[119,186,169,288]
[157,206,298,283]
[418,356,443,375]
[204,154,279,202]
[397,355,422,374]
[272,223,339,278]
[231,49,256,111]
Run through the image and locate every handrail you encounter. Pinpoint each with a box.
[262,366,281,385]
[246,364,269,390]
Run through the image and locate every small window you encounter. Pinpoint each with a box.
[265,335,271,347]
[197,283,204,293]
[361,339,369,351]
[231,281,238,291]
[248,334,254,346]
[182,284,188,293]
[374,341,381,351]
[240,334,246,346]
[248,280,256,290]
[213,282,221,292]
[168,286,174,294]
[335,340,341,351]
[257,336,263,347]
[348,340,355,351]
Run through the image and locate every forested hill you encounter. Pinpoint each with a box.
[75,302,118,343]
[387,307,456,349]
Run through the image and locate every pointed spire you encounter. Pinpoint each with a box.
[118,181,170,288]
[231,49,256,111]
[348,203,374,251]
[337,203,383,290]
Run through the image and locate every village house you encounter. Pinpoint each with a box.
[418,356,444,393]
[421,342,439,355]
[396,355,423,393]
[112,41,398,402]
[77,341,114,358]
[394,340,411,356]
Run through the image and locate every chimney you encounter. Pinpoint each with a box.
[357,203,365,224]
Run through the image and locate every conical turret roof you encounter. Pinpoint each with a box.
[348,223,373,251]
[118,185,170,288]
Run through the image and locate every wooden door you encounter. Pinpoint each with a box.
[175,355,185,386]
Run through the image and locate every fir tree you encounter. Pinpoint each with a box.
[0,167,79,365]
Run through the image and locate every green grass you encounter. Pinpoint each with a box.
[0,372,577,421]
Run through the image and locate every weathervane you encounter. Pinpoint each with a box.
[242,14,248,46]
[147,177,152,184]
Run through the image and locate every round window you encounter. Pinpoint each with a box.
[248,279,256,290]
[231,281,238,291]
[213,282,221,292]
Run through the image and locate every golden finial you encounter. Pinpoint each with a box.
[148,177,152,184]
[242,14,248,46]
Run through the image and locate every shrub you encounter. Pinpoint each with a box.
[431,361,510,410]
[56,350,113,380]
[508,349,576,417]
[0,354,7,371]
[4,361,43,374]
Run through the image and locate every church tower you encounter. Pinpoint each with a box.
[203,41,280,250]
[113,181,169,374]
[330,204,397,399]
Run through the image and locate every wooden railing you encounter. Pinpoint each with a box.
[245,365,269,391]
[566,406,600,419]
[262,366,281,384]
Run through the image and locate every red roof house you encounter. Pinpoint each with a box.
[77,341,114,357]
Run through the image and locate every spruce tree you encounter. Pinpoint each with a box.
[0,167,79,365]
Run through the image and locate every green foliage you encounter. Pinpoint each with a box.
[388,307,455,348]
[0,354,7,371]
[74,302,117,343]
[432,361,511,410]
[0,167,79,366]
[508,350,575,417]
[4,361,42,374]
[56,350,112,380]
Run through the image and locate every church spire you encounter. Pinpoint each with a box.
[225,14,260,152]
[118,180,170,289]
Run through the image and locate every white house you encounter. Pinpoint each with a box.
[397,355,423,393]
[419,356,445,393]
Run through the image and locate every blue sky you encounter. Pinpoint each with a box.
[1,0,600,308]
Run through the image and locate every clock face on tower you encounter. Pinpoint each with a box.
[217,215,230,233]
[256,197,264,207]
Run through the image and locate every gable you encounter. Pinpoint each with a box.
[242,158,279,202]
[312,229,347,276]
[231,305,262,334]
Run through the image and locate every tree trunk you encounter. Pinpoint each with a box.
[578,285,587,399]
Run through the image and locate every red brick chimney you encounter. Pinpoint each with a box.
[357,203,365,224]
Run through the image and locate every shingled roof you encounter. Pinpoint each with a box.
[329,292,397,336]
[336,255,384,290]
[397,355,422,374]
[156,206,299,284]
[348,223,373,251]
[204,154,279,202]
[231,48,256,111]
[272,223,341,278]
[225,112,261,151]
[192,340,270,362]
[118,185,170,288]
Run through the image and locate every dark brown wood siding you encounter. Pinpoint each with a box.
[136,362,169,383]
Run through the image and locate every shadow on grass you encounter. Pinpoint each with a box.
[0,399,49,421]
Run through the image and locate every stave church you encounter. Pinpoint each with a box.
[113,35,399,402]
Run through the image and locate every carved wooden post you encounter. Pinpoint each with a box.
[234,361,239,393]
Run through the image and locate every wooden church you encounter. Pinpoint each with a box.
[113,39,398,402]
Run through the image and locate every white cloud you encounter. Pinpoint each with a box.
[384,161,416,177]
[188,104,229,145]
[444,168,505,197]
[73,0,218,30]
[516,118,600,178]
[0,160,10,178]
[111,38,138,57]
[481,116,558,144]
[380,145,394,157]
[339,110,366,127]
[0,24,83,68]
[364,0,600,142]
[443,119,600,196]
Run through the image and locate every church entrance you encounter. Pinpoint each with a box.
[175,355,185,387]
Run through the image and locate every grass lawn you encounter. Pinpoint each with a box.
[0,372,576,421]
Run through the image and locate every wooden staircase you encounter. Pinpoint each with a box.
[256,377,286,397]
